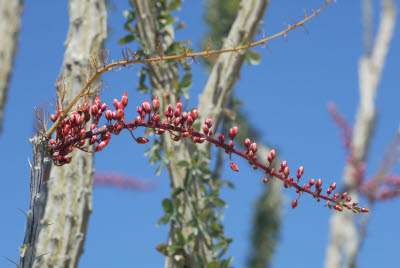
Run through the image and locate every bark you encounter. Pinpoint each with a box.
[132,0,269,267]
[325,1,396,267]
[0,0,23,133]
[33,1,107,267]
[19,136,51,268]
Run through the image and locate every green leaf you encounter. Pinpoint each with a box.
[183,168,191,188]
[175,22,186,30]
[123,10,134,20]
[207,261,222,268]
[169,0,182,11]
[195,254,205,267]
[157,214,171,225]
[176,230,186,245]
[156,162,164,175]
[118,35,135,44]
[171,187,184,197]
[162,198,173,213]
[245,50,262,65]
[177,160,189,167]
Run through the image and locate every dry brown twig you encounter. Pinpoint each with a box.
[45,0,334,138]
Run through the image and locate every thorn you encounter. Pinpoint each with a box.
[3,256,19,266]
[34,252,49,260]
[27,157,32,168]
[39,223,53,230]
[43,177,55,185]
[18,208,29,217]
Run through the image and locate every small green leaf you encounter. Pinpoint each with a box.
[176,230,186,245]
[162,198,173,213]
[169,0,182,11]
[157,214,171,225]
[118,35,135,44]
[177,160,189,167]
[171,187,184,197]
[175,22,186,30]
[245,50,262,65]
[156,162,164,175]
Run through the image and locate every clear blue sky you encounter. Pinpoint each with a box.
[1,0,399,267]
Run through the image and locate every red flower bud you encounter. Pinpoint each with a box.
[283,167,290,177]
[142,100,152,114]
[309,179,315,186]
[51,114,58,122]
[154,114,160,123]
[230,162,239,172]
[191,107,198,120]
[345,196,352,203]
[91,105,98,116]
[105,109,112,121]
[218,134,225,143]
[205,118,212,128]
[262,177,269,183]
[83,99,90,112]
[135,115,141,125]
[250,142,258,153]
[202,125,209,135]
[176,99,183,111]
[121,91,128,107]
[174,117,181,126]
[297,166,304,176]
[96,140,109,152]
[361,208,369,213]
[229,140,234,149]
[292,199,298,209]
[94,95,101,107]
[117,109,124,121]
[63,124,71,134]
[334,205,343,211]
[89,136,97,145]
[341,192,347,200]
[316,179,322,189]
[330,182,337,190]
[152,97,160,111]
[186,115,193,126]
[182,132,191,138]
[69,113,77,125]
[136,137,149,144]
[244,138,251,148]
[101,102,107,111]
[281,160,287,169]
[113,99,120,109]
[79,129,86,140]
[232,124,238,136]
[174,108,181,117]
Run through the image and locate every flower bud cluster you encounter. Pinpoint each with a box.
[47,93,368,213]
[49,99,92,165]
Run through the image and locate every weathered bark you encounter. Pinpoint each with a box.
[19,136,51,268]
[325,1,396,267]
[33,1,107,267]
[0,0,23,133]
[132,0,269,267]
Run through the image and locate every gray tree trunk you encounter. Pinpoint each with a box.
[325,1,396,267]
[19,136,51,268]
[0,0,23,133]
[131,0,269,267]
[33,1,107,267]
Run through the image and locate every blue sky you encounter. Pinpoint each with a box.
[1,0,400,267]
